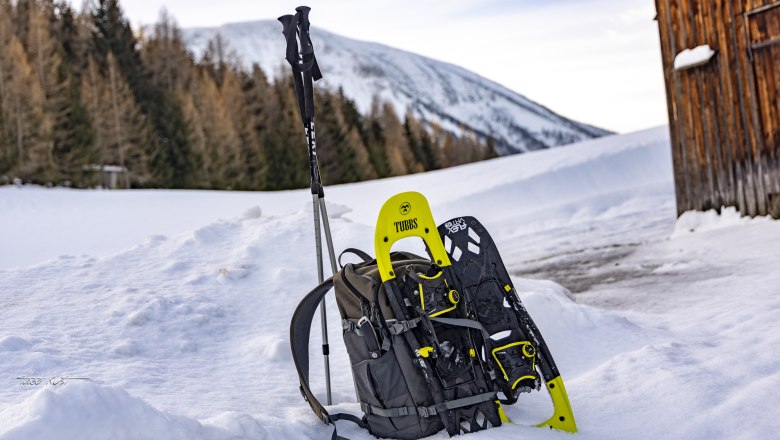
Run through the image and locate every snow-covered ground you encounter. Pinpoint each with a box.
[1,126,778,439]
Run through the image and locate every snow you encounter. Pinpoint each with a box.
[671,206,771,238]
[673,45,716,70]
[2,125,780,439]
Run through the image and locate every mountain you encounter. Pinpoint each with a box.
[182,20,611,155]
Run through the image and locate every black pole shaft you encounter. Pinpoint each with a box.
[312,194,332,405]
[308,119,332,406]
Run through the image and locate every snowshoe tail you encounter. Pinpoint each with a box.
[437,216,577,433]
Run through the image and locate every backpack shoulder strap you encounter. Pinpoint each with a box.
[290,277,366,439]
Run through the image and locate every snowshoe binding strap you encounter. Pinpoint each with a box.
[406,267,460,317]
[491,341,538,391]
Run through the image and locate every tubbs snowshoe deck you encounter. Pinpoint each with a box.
[374,192,502,436]
[436,216,577,433]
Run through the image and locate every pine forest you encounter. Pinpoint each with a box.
[0,0,496,190]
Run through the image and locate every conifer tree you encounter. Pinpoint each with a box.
[240,64,272,189]
[50,3,95,185]
[177,91,207,186]
[315,90,358,183]
[92,0,193,187]
[334,89,377,180]
[2,37,52,181]
[80,54,149,186]
[404,112,439,171]
[263,77,309,190]
[378,100,420,174]
[141,8,194,93]
[21,0,95,183]
[191,68,241,187]
[201,33,241,88]
[0,0,14,178]
[221,67,259,189]
[362,96,392,178]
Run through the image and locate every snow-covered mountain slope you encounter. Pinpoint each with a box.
[183,20,611,155]
[3,126,780,440]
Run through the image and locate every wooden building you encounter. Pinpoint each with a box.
[655,0,780,218]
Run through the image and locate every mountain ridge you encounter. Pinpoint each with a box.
[183,20,612,154]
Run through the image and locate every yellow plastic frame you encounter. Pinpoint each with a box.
[374,191,451,282]
[496,375,577,433]
[538,375,577,432]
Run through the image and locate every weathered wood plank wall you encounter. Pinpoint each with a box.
[656,0,780,218]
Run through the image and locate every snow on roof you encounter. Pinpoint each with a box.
[674,44,716,70]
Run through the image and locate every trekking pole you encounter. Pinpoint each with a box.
[279,5,336,406]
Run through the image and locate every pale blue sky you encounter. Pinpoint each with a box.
[95,0,668,133]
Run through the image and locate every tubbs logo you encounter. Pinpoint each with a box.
[399,202,411,215]
[394,218,418,233]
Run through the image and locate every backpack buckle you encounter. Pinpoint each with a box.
[417,405,437,418]
[388,318,420,335]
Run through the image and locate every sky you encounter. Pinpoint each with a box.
[99,0,668,134]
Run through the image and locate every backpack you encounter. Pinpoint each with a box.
[290,192,576,439]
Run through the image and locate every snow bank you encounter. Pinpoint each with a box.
[0,382,212,440]
[672,206,771,238]
[514,277,657,378]
[0,381,320,440]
